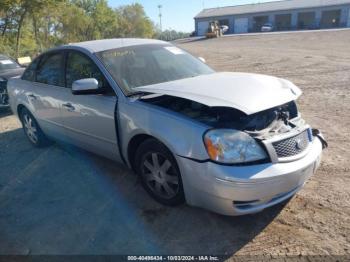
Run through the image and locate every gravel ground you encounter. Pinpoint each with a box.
[0,30,349,258]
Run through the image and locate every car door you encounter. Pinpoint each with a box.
[27,51,67,140]
[60,50,121,162]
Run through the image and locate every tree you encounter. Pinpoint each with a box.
[0,0,15,36]
[30,1,65,52]
[70,0,98,14]
[0,0,158,58]
[1,0,30,57]
[91,0,119,39]
[115,3,154,38]
[59,2,93,43]
[155,29,190,41]
[0,0,63,57]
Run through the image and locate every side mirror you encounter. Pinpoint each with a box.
[72,78,101,95]
[198,57,206,63]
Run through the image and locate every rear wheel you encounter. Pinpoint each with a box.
[20,108,51,147]
[135,139,185,206]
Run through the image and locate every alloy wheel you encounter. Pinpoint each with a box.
[23,114,38,144]
[141,152,179,199]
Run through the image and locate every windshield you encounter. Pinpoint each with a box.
[0,55,20,72]
[97,44,215,95]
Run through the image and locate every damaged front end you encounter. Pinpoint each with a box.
[141,94,326,164]
[141,94,301,133]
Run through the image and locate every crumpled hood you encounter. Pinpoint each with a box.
[134,72,302,115]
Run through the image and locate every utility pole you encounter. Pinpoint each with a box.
[158,4,162,32]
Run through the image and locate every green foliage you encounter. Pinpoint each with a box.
[91,0,119,39]
[0,0,170,58]
[115,3,154,38]
[155,29,190,41]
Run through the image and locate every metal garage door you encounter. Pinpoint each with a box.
[234,18,248,33]
[197,21,209,36]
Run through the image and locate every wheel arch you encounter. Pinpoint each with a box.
[127,133,156,172]
[17,104,27,116]
[127,133,180,173]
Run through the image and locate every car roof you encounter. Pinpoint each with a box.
[58,38,168,53]
[0,54,10,60]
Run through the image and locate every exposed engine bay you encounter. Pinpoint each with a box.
[141,94,304,138]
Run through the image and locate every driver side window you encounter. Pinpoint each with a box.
[66,51,113,94]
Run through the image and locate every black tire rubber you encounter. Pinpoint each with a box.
[19,107,52,147]
[135,138,185,206]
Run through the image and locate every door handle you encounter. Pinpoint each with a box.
[62,103,75,112]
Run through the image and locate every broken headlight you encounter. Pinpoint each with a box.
[203,129,268,164]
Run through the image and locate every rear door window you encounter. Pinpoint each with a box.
[36,53,64,86]
[22,58,39,82]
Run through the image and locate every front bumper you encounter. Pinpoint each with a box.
[177,136,323,216]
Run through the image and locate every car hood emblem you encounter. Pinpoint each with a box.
[295,139,302,150]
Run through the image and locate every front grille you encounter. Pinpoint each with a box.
[272,130,310,158]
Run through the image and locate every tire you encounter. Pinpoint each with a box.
[19,108,51,147]
[135,139,185,206]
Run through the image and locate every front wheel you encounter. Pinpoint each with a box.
[135,139,185,206]
[20,108,51,147]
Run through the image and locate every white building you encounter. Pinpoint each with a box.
[194,0,350,35]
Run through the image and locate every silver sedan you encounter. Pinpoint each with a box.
[8,39,326,215]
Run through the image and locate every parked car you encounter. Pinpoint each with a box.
[261,23,274,32]
[8,39,327,216]
[0,55,25,108]
[220,25,229,34]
